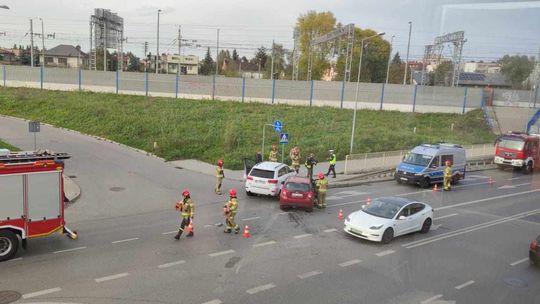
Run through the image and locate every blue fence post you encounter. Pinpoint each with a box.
[212,74,216,100]
[309,80,314,107]
[145,71,149,96]
[462,87,468,114]
[379,83,385,111]
[2,65,5,87]
[78,68,82,91]
[115,69,119,94]
[412,85,418,113]
[340,79,345,109]
[175,70,179,98]
[241,77,246,102]
[534,86,538,108]
[40,66,43,89]
[480,88,485,108]
[271,78,276,104]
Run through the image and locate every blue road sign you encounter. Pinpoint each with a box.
[273,120,282,133]
[279,133,289,144]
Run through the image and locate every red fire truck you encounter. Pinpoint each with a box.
[494,132,540,174]
[0,150,78,262]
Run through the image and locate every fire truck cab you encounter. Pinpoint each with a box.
[0,149,77,262]
[494,132,540,174]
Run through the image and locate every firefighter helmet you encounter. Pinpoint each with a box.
[272,144,277,150]
[445,160,451,166]
[318,172,325,179]
[182,189,190,197]
[217,159,224,166]
[229,188,237,197]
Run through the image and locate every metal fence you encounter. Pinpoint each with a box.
[343,143,495,174]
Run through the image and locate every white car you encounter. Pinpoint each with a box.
[244,161,296,196]
[344,197,433,244]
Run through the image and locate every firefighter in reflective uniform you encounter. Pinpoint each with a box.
[224,189,240,234]
[443,160,452,191]
[290,145,301,173]
[215,159,225,195]
[316,173,329,208]
[269,144,279,162]
[174,190,194,240]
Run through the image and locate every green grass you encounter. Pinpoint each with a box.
[0,139,19,151]
[0,87,496,169]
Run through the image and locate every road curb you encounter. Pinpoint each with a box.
[63,174,81,203]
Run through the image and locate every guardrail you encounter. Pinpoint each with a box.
[344,143,495,174]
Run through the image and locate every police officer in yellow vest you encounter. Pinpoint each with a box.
[269,144,278,162]
[290,145,301,173]
[443,160,452,191]
[174,189,194,240]
[215,159,225,195]
[326,149,337,178]
[224,189,240,234]
[316,172,329,208]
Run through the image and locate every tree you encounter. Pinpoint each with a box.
[253,46,268,70]
[498,55,535,89]
[200,47,215,75]
[386,52,410,84]
[264,43,287,79]
[391,52,402,64]
[296,10,336,80]
[127,52,140,72]
[232,49,239,61]
[335,27,390,83]
[432,61,453,86]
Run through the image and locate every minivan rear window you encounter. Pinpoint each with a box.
[285,182,310,192]
[249,168,275,179]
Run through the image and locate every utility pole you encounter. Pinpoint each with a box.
[103,21,107,71]
[40,18,45,67]
[143,41,148,72]
[29,19,34,67]
[156,9,161,74]
[177,25,181,56]
[215,29,220,75]
[270,40,274,79]
[385,35,394,84]
[403,21,412,85]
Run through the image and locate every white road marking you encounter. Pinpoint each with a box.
[162,230,177,235]
[246,283,276,294]
[510,257,529,266]
[403,208,540,249]
[431,224,442,231]
[111,237,139,244]
[339,259,362,267]
[8,257,23,262]
[22,287,62,299]
[421,294,443,304]
[95,272,130,283]
[253,240,277,248]
[53,246,87,254]
[437,188,540,211]
[297,270,323,279]
[277,212,289,215]
[293,233,312,239]
[498,182,531,190]
[326,196,343,200]
[157,260,186,269]
[209,249,235,257]
[242,216,261,221]
[375,250,395,257]
[507,177,521,180]
[324,228,337,233]
[201,300,222,304]
[434,213,458,220]
[455,280,475,290]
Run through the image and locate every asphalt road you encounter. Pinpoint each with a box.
[1,116,539,304]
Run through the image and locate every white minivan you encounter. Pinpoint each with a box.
[244,160,296,196]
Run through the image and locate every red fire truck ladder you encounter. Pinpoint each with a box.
[0,150,71,164]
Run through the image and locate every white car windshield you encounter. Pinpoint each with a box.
[403,153,433,167]
[362,200,403,219]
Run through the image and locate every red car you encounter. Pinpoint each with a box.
[279,176,316,212]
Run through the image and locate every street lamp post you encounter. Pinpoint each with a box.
[349,32,385,155]
[403,21,412,85]
[39,18,45,67]
[156,9,161,74]
[385,35,395,84]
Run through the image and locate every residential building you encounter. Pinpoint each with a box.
[161,54,199,75]
[240,62,263,79]
[39,44,88,68]
[463,62,501,74]
[0,47,16,63]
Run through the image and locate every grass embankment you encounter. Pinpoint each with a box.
[0,139,19,151]
[0,87,495,169]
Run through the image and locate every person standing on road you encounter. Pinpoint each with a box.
[305,153,317,180]
[316,173,328,208]
[174,189,194,240]
[224,189,240,234]
[326,149,337,178]
[255,151,263,164]
[290,145,301,173]
[443,161,452,191]
[215,159,225,195]
[269,144,279,162]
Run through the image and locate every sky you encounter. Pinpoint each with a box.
[0,0,539,62]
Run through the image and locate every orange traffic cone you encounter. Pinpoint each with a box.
[338,209,344,221]
[243,225,250,238]
[432,184,438,192]
[187,221,193,234]
[488,176,494,184]
[367,197,372,205]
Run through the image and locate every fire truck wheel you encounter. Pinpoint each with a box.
[0,230,19,262]
[523,162,533,175]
